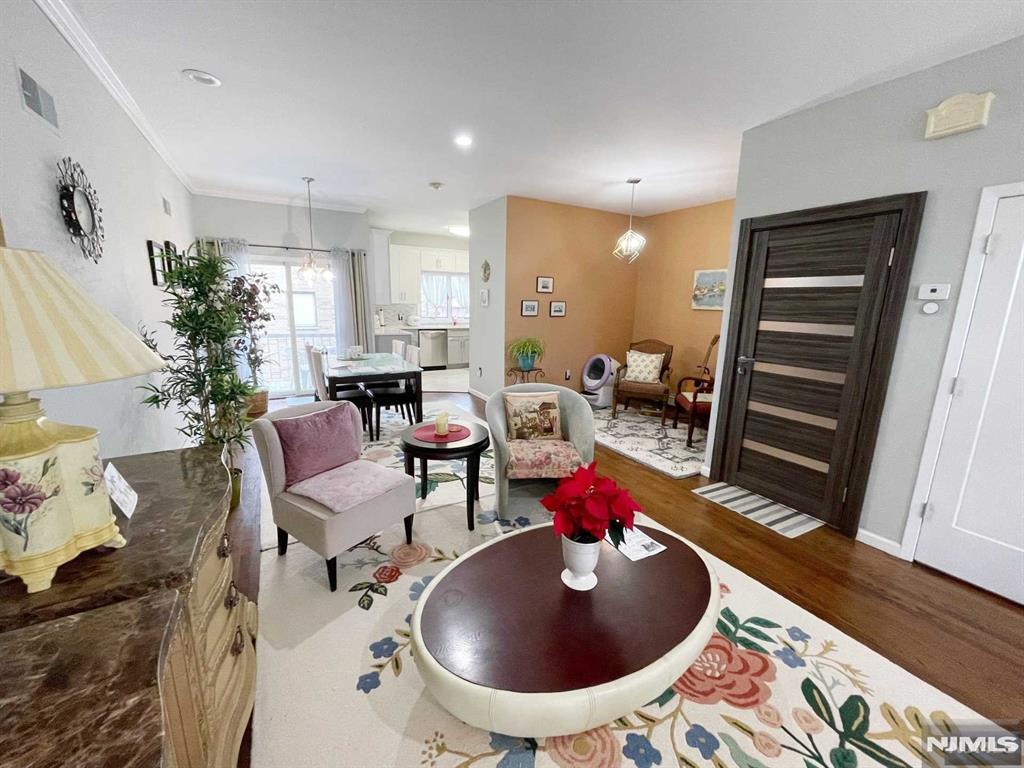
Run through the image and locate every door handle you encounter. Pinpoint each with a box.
[736,356,755,375]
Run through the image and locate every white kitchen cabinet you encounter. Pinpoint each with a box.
[389,245,421,304]
[455,251,469,273]
[420,248,458,272]
[447,329,469,366]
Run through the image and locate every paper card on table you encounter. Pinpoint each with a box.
[606,526,667,561]
[103,463,138,518]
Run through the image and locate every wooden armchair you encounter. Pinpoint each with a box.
[661,334,719,446]
[611,339,674,418]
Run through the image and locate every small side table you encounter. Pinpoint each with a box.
[507,367,546,384]
[400,421,490,531]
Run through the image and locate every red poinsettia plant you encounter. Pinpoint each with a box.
[540,462,640,547]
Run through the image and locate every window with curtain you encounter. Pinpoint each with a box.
[420,271,471,322]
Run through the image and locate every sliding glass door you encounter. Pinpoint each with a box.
[250,257,341,396]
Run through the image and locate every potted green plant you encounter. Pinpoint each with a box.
[229,271,279,418]
[140,241,254,509]
[508,337,545,371]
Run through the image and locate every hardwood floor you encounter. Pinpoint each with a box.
[232,390,1023,763]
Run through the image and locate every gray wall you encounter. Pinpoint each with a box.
[0,0,195,458]
[468,197,508,396]
[708,37,1024,543]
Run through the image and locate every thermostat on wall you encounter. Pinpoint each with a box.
[918,284,950,300]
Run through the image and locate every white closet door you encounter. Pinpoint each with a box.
[915,193,1024,603]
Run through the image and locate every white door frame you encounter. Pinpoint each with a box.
[900,181,1024,560]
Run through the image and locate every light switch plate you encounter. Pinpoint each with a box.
[918,284,951,301]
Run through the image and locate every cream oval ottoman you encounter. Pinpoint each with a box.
[410,523,718,738]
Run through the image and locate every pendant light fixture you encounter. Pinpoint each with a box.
[297,176,333,282]
[612,178,646,263]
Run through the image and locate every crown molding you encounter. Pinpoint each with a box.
[33,0,369,217]
[33,0,193,189]
[190,186,368,215]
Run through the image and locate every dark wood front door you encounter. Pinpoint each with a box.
[712,194,926,534]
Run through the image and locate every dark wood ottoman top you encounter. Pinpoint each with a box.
[418,524,712,693]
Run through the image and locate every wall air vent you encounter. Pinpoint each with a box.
[19,68,59,130]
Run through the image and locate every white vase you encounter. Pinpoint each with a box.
[560,535,600,591]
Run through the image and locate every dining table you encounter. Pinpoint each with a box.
[326,352,424,422]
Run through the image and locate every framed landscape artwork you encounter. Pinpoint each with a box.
[550,300,566,317]
[691,269,727,310]
[536,276,554,293]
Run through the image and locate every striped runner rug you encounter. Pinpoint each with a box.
[692,482,824,538]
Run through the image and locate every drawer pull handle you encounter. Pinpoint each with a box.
[217,533,231,559]
[231,626,245,656]
[224,580,240,609]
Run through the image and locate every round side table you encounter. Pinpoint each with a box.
[400,421,490,531]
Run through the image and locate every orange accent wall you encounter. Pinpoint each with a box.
[504,197,638,387]
[631,199,735,387]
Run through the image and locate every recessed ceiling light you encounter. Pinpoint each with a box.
[453,133,473,148]
[447,225,470,238]
[181,69,221,87]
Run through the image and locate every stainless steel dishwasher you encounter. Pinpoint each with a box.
[418,329,448,368]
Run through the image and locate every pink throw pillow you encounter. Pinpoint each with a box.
[273,403,362,487]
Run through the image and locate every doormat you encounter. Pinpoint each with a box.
[692,482,824,538]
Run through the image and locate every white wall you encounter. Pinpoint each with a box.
[708,37,1024,543]
[389,231,468,250]
[191,195,369,252]
[0,0,194,459]
[468,197,507,396]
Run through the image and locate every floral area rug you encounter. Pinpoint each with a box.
[253,501,988,768]
[258,400,495,550]
[593,407,706,479]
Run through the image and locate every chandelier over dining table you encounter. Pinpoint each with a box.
[297,176,334,282]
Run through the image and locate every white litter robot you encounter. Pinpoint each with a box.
[580,354,620,408]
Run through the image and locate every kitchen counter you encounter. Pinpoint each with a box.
[375,325,470,334]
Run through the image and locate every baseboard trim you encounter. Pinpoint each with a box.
[468,388,488,401]
[700,464,711,478]
[856,528,907,559]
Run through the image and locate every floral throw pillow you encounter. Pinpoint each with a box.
[624,350,665,383]
[504,391,562,440]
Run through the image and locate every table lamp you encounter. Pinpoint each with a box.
[0,246,165,592]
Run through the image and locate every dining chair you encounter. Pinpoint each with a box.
[391,339,407,357]
[305,344,374,434]
[366,343,422,439]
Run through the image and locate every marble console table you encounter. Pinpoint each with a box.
[0,446,257,767]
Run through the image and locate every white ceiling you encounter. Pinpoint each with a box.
[61,0,1024,233]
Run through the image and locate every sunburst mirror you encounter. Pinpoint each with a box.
[56,156,104,263]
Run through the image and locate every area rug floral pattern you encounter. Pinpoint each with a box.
[258,400,495,550]
[593,407,706,479]
[254,504,988,768]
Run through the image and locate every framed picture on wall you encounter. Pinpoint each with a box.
[521,299,539,316]
[536,276,554,293]
[549,300,566,317]
[147,240,166,286]
[691,269,728,310]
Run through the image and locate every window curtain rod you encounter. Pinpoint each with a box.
[248,243,335,254]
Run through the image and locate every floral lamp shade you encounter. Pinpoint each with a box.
[0,247,164,593]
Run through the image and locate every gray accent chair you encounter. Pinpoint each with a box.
[485,384,595,515]
[252,401,416,591]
